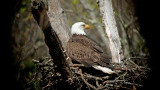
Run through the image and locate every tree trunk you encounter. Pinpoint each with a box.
[31,0,72,83]
[99,0,124,63]
[46,0,71,48]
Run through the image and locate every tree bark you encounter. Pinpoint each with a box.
[46,0,71,48]
[99,0,124,63]
[31,0,72,83]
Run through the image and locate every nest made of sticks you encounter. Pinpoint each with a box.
[25,57,151,90]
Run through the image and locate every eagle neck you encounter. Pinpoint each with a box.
[72,34,87,37]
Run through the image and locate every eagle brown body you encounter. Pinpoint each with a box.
[66,35,111,67]
[66,22,114,74]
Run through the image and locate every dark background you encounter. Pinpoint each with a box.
[134,0,159,89]
[1,0,159,89]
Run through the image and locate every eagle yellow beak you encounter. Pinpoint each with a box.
[84,24,90,29]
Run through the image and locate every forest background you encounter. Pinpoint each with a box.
[1,0,159,90]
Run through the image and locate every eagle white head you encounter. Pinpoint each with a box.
[71,22,90,35]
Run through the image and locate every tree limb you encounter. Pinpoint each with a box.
[31,0,73,83]
[99,0,124,63]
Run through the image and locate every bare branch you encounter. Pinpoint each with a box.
[79,69,98,90]
[99,0,124,63]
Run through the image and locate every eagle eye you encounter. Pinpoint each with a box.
[82,24,85,27]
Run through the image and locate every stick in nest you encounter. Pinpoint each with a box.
[79,69,98,90]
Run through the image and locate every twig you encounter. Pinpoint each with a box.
[32,59,39,63]
[120,85,132,90]
[103,80,125,84]
[125,58,139,67]
[72,64,85,67]
[114,66,129,71]
[83,73,109,80]
[79,69,98,90]
[123,81,143,87]
[129,57,147,59]
[115,72,127,80]
[96,80,102,88]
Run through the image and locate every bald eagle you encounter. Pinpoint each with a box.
[66,22,115,74]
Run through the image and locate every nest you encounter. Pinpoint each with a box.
[25,57,151,90]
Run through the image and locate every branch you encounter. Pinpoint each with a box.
[79,69,98,90]
[99,0,124,63]
[31,0,73,83]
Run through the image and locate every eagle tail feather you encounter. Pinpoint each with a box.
[92,65,115,74]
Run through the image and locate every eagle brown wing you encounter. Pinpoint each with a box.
[66,35,111,67]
